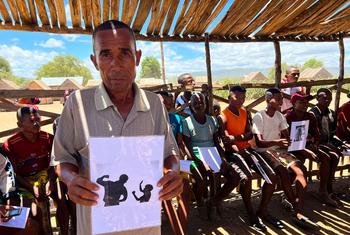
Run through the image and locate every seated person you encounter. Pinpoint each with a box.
[175,73,195,116]
[182,93,240,220]
[0,150,40,235]
[2,107,68,234]
[219,86,281,231]
[337,91,350,144]
[285,93,339,207]
[252,88,317,229]
[281,67,309,113]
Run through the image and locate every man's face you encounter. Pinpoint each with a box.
[91,28,141,94]
[229,91,246,108]
[285,68,300,83]
[18,113,41,134]
[191,95,206,114]
[182,76,195,89]
[294,99,308,112]
[317,91,332,108]
[268,93,283,110]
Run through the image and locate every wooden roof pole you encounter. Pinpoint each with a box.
[273,40,282,88]
[335,36,345,112]
[205,33,214,114]
[160,42,166,84]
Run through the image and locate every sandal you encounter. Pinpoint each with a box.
[262,214,284,229]
[249,216,267,232]
[292,215,318,230]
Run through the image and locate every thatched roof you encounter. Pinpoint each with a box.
[300,67,333,80]
[0,0,350,42]
[25,80,51,90]
[41,77,83,87]
[58,78,83,90]
[0,79,20,89]
[242,72,268,83]
[85,79,101,87]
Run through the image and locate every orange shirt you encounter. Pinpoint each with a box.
[221,107,251,150]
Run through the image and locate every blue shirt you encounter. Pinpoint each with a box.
[169,113,182,138]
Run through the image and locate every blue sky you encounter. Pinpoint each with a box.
[0,0,350,80]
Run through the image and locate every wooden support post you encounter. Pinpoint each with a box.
[335,37,344,112]
[274,41,282,88]
[160,41,166,84]
[205,33,214,114]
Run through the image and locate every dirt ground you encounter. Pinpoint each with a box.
[161,176,350,235]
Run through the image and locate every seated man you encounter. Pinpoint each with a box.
[219,86,281,231]
[252,88,317,229]
[286,93,339,207]
[175,73,195,116]
[182,93,240,220]
[281,66,309,113]
[337,91,350,144]
[2,107,68,234]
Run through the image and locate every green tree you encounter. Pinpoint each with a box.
[35,55,93,85]
[267,62,290,80]
[301,58,323,71]
[0,56,11,73]
[140,56,161,79]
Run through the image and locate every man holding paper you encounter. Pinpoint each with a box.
[51,20,182,235]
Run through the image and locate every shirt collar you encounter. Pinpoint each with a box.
[94,82,150,112]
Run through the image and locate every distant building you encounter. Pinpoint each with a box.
[85,79,101,87]
[59,78,83,90]
[137,77,164,88]
[41,77,83,89]
[25,80,53,104]
[299,67,333,81]
[0,79,20,90]
[242,72,268,83]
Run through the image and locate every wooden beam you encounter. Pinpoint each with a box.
[0,89,67,98]
[91,0,101,27]
[205,33,213,115]
[7,0,20,24]
[0,0,12,23]
[173,0,199,35]
[110,0,119,20]
[55,0,67,28]
[146,0,161,34]
[161,0,180,35]
[69,0,82,28]
[81,0,92,28]
[335,37,345,112]
[15,0,31,24]
[35,0,51,26]
[274,41,281,87]
[160,42,166,84]
[132,0,152,32]
[0,118,56,138]
[102,0,110,21]
[46,0,58,27]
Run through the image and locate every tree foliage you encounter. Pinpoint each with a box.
[0,56,11,73]
[0,56,27,85]
[301,58,323,71]
[35,55,93,85]
[140,56,161,79]
[267,62,290,80]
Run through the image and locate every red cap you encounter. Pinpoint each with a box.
[291,93,313,105]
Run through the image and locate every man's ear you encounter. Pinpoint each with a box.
[90,54,99,71]
[135,49,142,66]
[17,121,22,128]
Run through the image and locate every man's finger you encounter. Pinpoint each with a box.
[157,171,177,187]
[159,184,183,201]
[73,176,99,191]
[69,193,98,206]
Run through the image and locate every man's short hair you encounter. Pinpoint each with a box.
[265,87,281,100]
[177,73,193,85]
[92,20,136,52]
[17,106,38,121]
[316,88,331,97]
[229,85,246,93]
[286,66,299,74]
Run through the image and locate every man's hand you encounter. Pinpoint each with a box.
[66,174,99,206]
[276,139,290,148]
[45,180,55,196]
[157,170,183,201]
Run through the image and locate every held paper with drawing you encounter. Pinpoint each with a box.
[196,147,222,173]
[0,206,29,229]
[288,120,309,152]
[89,136,164,235]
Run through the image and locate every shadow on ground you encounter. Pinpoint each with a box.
[162,176,350,235]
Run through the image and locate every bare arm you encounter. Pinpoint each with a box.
[254,133,289,148]
[55,163,99,206]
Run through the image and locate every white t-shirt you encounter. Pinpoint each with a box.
[252,110,289,152]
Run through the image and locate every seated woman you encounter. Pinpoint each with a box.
[182,93,240,220]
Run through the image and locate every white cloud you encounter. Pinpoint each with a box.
[61,34,80,42]
[0,44,59,78]
[37,38,65,48]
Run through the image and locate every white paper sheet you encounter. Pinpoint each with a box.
[342,149,350,156]
[288,120,309,152]
[197,147,222,173]
[180,160,193,174]
[89,136,164,235]
[0,206,29,229]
